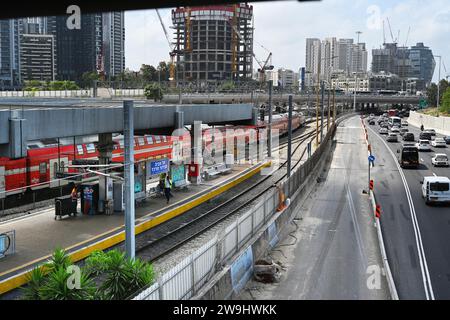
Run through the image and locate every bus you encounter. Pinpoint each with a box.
[388,116,402,128]
[398,144,419,168]
[387,109,398,117]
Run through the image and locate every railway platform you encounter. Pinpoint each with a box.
[0,162,270,295]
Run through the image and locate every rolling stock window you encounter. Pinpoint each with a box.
[77,145,84,155]
[39,162,46,174]
[86,143,96,153]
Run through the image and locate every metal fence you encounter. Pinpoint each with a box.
[133,121,338,300]
[0,90,91,98]
[0,230,16,259]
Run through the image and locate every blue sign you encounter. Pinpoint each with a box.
[148,159,169,176]
[368,155,375,162]
[230,246,254,294]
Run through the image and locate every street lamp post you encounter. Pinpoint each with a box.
[434,55,442,114]
[353,73,357,111]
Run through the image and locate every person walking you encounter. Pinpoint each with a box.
[164,174,173,204]
[420,124,424,131]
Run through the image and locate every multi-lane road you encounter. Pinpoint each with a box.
[366,117,450,299]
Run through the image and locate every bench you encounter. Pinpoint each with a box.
[203,163,232,180]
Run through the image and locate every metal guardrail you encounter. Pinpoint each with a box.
[0,230,15,259]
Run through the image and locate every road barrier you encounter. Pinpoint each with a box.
[361,117,399,300]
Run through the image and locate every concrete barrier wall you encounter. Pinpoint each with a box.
[408,111,450,136]
[192,115,357,300]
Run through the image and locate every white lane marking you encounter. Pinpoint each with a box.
[346,182,367,266]
[367,125,435,300]
[421,158,424,162]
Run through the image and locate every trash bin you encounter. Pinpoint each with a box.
[55,195,76,220]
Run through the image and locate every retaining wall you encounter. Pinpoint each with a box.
[408,111,450,136]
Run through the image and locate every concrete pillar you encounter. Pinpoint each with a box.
[174,106,184,130]
[97,133,114,213]
[123,100,135,259]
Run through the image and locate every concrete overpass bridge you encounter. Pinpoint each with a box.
[0,100,256,158]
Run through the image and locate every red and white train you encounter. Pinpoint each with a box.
[0,112,305,199]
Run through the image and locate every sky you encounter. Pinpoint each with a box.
[124,0,450,82]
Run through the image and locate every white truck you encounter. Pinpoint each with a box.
[421,176,450,205]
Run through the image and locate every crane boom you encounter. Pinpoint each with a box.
[386,17,395,43]
[403,26,410,47]
[156,9,174,52]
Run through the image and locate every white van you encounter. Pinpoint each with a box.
[421,176,450,205]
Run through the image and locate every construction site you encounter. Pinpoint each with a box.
[170,4,255,86]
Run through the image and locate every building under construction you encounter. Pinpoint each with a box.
[171,3,253,85]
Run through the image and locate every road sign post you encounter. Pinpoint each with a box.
[368,154,375,192]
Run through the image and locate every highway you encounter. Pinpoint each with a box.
[239,116,390,300]
[366,117,450,299]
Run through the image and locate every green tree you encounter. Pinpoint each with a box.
[158,61,170,81]
[81,71,100,88]
[427,79,449,107]
[219,81,236,92]
[440,87,450,114]
[140,64,157,83]
[144,83,163,101]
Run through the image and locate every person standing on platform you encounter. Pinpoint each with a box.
[70,183,78,215]
[164,174,173,204]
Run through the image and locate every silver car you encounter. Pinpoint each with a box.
[386,133,398,142]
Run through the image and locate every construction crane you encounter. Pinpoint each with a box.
[155,9,176,87]
[386,17,396,44]
[225,13,273,83]
[403,26,411,47]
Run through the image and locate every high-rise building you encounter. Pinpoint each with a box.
[0,19,21,89]
[20,33,56,81]
[172,4,254,84]
[54,12,124,81]
[305,37,367,90]
[305,38,321,88]
[409,43,435,85]
[371,42,435,90]
[103,12,125,78]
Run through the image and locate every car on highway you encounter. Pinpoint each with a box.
[401,121,408,126]
[424,129,436,136]
[369,119,375,125]
[431,154,449,167]
[416,139,432,151]
[390,127,400,134]
[380,122,389,129]
[386,133,398,142]
[379,127,388,135]
[444,136,450,144]
[402,132,415,141]
[431,138,447,148]
[397,144,419,168]
[421,176,450,205]
[399,127,409,136]
[419,132,432,141]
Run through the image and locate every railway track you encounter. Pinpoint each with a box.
[132,122,323,262]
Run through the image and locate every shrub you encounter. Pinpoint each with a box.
[144,83,163,101]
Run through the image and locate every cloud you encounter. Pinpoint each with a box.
[125,0,450,82]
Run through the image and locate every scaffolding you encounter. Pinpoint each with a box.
[171,4,253,86]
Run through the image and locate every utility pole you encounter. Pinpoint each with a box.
[268,80,273,158]
[353,73,357,111]
[320,81,324,143]
[123,100,135,259]
[327,84,330,131]
[287,95,293,178]
[332,84,336,124]
[435,55,441,114]
[316,80,320,146]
